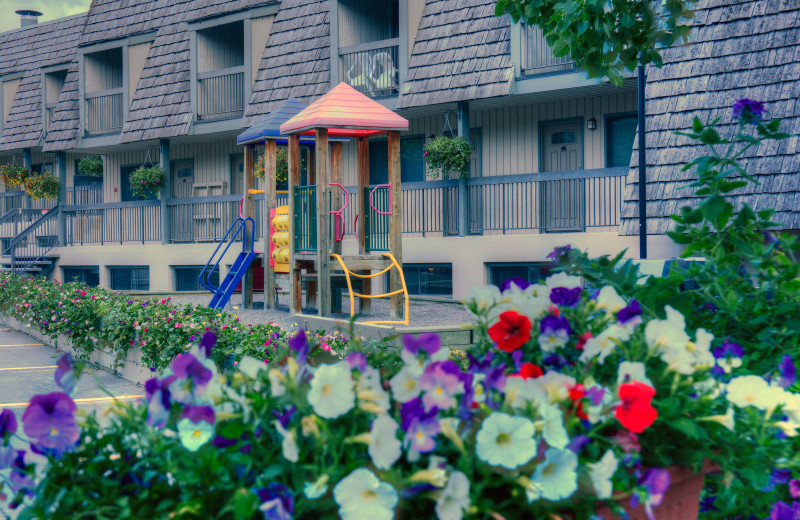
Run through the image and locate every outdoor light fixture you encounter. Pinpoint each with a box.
[587,117,597,131]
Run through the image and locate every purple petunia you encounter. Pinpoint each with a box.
[764,468,793,492]
[0,409,17,439]
[732,98,766,124]
[567,434,591,454]
[779,355,797,389]
[790,479,800,499]
[54,354,77,395]
[271,406,296,429]
[500,277,530,292]
[617,299,643,327]
[538,314,572,352]
[713,341,744,359]
[21,392,80,456]
[198,331,217,357]
[550,286,582,307]
[768,501,800,520]
[256,483,294,520]
[402,333,441,358]
[633,468,670,519]
[288,329,308,364]
[346,352,367,372]
[419,361,463,411]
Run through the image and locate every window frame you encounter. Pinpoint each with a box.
[384,262,454,297]
[173,265,220,292]
[367,133,427,185]
[486,262,553,289]
[40,64,70,134]
[604,111,638,168]
[108,266,150,291]
[61,265,100,287]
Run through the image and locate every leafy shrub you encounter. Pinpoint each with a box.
[24,171,60,200]
[77,155,103,177]
[424,136,473,180]
[129,165,166,199]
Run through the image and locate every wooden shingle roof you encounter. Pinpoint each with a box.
[244,0,331,125]
[620,0,800,235]
[0,14,86,152]
[395,0,514,109]
[80,0,166,47]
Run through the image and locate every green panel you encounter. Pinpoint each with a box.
[364,186,390,252]
[606,115,637,168]
[293,185,317,252]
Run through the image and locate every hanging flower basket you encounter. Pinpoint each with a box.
[24,171,60,200]
[129,165,166,199]
[253,148,289,185]
[1,164,32,189]
[424,135,473,180]
[77,156,103,177]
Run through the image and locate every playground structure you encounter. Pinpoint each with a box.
[222,86,410,323]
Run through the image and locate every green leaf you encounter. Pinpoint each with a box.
[701,195,733,230]
[233,488,258,520]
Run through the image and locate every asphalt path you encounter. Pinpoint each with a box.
[0,325,142,517]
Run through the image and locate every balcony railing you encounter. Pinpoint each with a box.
[63,200,161,246]
[520,25,576,76]
[85,88,124,135]
[197,67,245,120]
[340,39,399,97]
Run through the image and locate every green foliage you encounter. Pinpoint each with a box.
[24,171,60,200]
[254,148,289,184]
[424,136,474,180]
[129,166,166,199]
[77,156,104,177]
[0,164,31,189]
[495,0,695,85]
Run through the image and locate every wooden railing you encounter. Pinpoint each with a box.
[197,67,245,120]
[340,39,399,97]
[519,25,576,76]
[62,200,161,246]
[85,88,124,135]
[6,206,60,274]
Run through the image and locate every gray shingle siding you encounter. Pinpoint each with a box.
[620,0,800,235]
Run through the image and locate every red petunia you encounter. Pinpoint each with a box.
[615,382,658,433]
[489,311,532,352]
[513,362,544,379]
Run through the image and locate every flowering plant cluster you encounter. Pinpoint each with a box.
[0,164,31,189]
[254,147,289,185]
[129,165,166,199]
[4,271,798,518]
[23,171,60,200]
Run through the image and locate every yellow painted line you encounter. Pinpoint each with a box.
[0,343,44,348]
[0,365,57,371]
[0,395,143,408]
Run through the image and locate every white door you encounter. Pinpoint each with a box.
[540,121,585,231]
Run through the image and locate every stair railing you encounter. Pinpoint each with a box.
[198,216,255,294]
[0,208,46,256]
[7,205,61,275]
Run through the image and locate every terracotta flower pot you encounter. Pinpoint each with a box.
[594,461,719,520]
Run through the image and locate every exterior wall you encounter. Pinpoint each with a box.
[251,16,275,88]
[128,41,152,105]
[338,0,396,47]
[407,0,425,56]
[2,78,21,125]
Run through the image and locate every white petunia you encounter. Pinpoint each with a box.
[698,408,735,431]
[587,449,618,499]
[476,412,537,469]
[505,376,547,409]
[726,375,785,411]
[465,285,502,311]
[435,471,470,520]
[544,272,582,289]
[517,476,543,502]
[694,377,726,399]
[307,362,355,419]
[539,403,569,449]
[268,368,286,397]
[369,415,402,470]
[531,448,578,501]
[274,420,299,463]
[498,291,551,321]
[533,371,576,404]
[617,361,653,387]
[644,306,691,352]
[595,286,627,314]
[580,325,630,364]
[334,468,398,520]
[238,356,267,378]
[358,367,391,414]
[389,365,424,403]
[304,474,329,499]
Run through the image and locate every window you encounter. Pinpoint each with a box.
[71,159,104,205]
[44,69,68,133]
[174,266,220,292]
[606,114,637,168]
[84,47,124,135]
[109,266,149,291]
[196,21,245,120]
[487,262,552,289]
[386,263,453,297]
[120,164,156,202]
[552,131,576,144]
[368,136,425,184]
[62,266,99,287]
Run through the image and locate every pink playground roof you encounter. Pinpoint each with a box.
[280,83,409,137]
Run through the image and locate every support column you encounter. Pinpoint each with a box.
[356,136,371,314]
[288,134,302,315]
[243,143,256,309]
[22,148,31,209]
[388,131,402,319]
[264,139,277,309]
[56,151,66,246]
[159,139,171,245]
[457,101,470,237]
[315,128,331,317]
[637,64,648,259]
[330,142,343,314]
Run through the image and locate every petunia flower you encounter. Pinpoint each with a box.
[636,468,670,520]
[419,361,464,411]
[779,355,797,389]
[595,286,626,313]
[539,403,569,449]
[177,406,215,452]
[615,382,658,433]
[617,361,653,387]
[304,474,329,500]
[726,375,786,411]
[0,409,17,440]
[489,311,532,352]
[500,277,529,293]
[476,412,537,469]
[530,448,578,501]
[580,324,630,363]
[257,483,294,520]
[21,392,80,456]
[617,299,643,328]
[513,362,543,379]
[288,329,308,364]
[435,471,470,520]
[549,286,582,307]
[307,362,355,419]
[538,314,572,352]
[544,272,581,289]
[274,420,299,463]
[334,468,398,520]
[389,364,424,403]
[54,354,77,395]
[588,449,619,499]
[368,415,402,470]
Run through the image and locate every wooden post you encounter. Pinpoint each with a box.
[56,151,67,246]
[288,134,302,314]
[315,128,331,317]
[356,136,371,314]
[264,139,277,309]
[331,142,343,314]
[243,144,256,309]
[457,101,470,237]
[160,139,172,244]
[388,131,402,319]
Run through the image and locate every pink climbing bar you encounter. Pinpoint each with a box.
[369,184,392,216]
[329,183,349,242]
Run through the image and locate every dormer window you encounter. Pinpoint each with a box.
[196,21,245,120]
[338,0,400,97]
[43,69,68,133]
[84,47,123,135]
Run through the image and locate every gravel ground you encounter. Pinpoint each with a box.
[165,292,473,329]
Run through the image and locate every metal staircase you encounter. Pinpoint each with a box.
[0,206,60,277]
[199,217,258,310]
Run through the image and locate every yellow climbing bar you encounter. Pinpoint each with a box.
[330,253,409,325]
[248,189,288,195]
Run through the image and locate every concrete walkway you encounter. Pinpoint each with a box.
[0,324,142,516]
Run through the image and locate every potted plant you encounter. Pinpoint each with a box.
[77,156,103,177]
[0,164,32,189]
[129,165,166,199]
[24,171,60,200]
[424,135,473,180]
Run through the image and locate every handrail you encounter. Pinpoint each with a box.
[198,217,255,294]
[7,206,58,250]
[0,208,42,225]
[8,205,60,275]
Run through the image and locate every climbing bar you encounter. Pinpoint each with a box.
[344,265,395,279]
[351,288,405,298]
[330,253,409,325]
[369,184,392,216]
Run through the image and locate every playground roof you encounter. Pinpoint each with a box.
[237,97,314,145]
[280,83,409,137]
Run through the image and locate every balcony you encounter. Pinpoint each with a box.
[195,21,245,121]
[83,47,124,136]
[340,39,399,97]
[84,88,123,135]
[519,25,576,76]
[197,67,245,120]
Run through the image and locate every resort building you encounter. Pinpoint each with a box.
[0,0,795,302]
